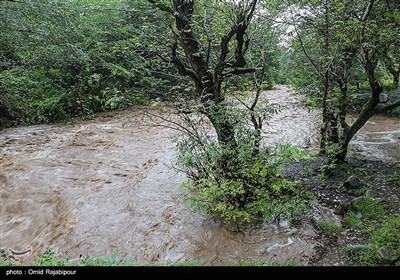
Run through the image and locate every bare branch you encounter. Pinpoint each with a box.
[293,25,321,76]
[145,110,194,136]
[171,38,202,86]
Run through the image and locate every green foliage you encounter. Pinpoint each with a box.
[79,255,134,266]
[28,250,136,266]
[345,196,386,228]
[387,174,400,187]
[168,260,203,267]
[30,250,68,266]
[319,156,352,178]
[235,259,268,266]
[353,197,386,221]
[317,221,343,234]
[3,249,205,266]
[177,110,314,229]
[0,0,186,128]
[356,216,400,266]
[387,106,400,118]
[345,211,362,228]
[0,67,94,125]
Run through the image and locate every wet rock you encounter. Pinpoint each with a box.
[377,247,399,264]
[335,200,351,215]
[379,93,388,103]
[164,253,185,264]
[349,245,369,254]
[374,103,386,111]
[351,196,365,210]
[390,194,399,201]
[373,198,385,204]
[355,212,362,219]
[365,190,379,198]
[343,176,361,189]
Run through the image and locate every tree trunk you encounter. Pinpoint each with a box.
[204,103,236,147]
[334,54,383,163]
[148,0,259,168]
[320,73,330,154]
[393,71,399,90]
[320,1,331,155]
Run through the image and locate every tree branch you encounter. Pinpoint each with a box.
[294,25,321,76]
[374,99,400,114]
[223,68,256,77]
[215,28,237,74]
[171,38,202,86]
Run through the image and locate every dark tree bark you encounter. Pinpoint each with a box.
[304,0,400,163]
[147,0,259,173]
[335,17,400,162]
[148,0,258,149]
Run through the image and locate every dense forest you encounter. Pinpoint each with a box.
[1,0,399,267]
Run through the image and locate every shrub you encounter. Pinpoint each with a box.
[317,221,343,234]
[176,112,313,230]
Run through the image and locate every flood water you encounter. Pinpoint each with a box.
[1,85,399,265]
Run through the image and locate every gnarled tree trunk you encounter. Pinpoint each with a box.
[148,0,258,170]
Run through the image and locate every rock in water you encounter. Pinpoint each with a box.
[379,93,388,103]
[343,175,361,189]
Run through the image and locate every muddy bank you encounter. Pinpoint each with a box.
[1,85,399,265]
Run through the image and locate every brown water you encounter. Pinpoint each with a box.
[348,115,400,162]
[1,85,399,265]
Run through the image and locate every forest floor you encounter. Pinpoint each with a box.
[1,85,399,266]
[284,157,400,266]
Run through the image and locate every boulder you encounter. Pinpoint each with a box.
[349,244,370,254]
[365,189,379,198]
[379,93,388,103]
[335,200,351,215]
[343,175,361,189]
[351,196,365,210]
[377,247,399,264]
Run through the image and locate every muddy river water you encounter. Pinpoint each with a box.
[1,85,399,265]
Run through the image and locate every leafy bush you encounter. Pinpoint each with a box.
[176,111,313,229]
